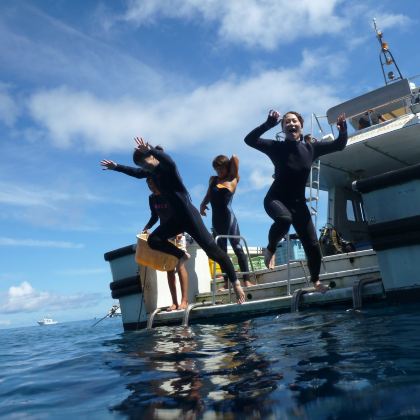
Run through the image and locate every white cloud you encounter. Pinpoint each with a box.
[121,0,346,50]
[0,237,84,249]
[248,168,274,190]
[1,281,102,314]
[0,180,107,230]
[0,4,167,99]
[0,181,104,208]
[373,13,412,31]
[27,62,341,154]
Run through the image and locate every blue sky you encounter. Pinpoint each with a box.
[1,0,419,328]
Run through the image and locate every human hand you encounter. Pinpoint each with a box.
[142,228,150,234]
[337,113,347,132]
[134,136,150,153]
[200,203,208,216]
[100,159,117,170]
[266,109,281,127]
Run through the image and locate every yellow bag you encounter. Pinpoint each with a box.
[135,233,178,272]
[208,259,222,277]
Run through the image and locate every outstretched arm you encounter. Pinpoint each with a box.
[200,176,215,216]
[313,113,348,159]
[244,109,281,154]
[100,159,148,179]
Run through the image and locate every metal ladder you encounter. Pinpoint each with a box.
[183,234,256,327]
[146,308,161,330]
[285,233,310,296]
[308,112,324,229]
[352,277,384,309]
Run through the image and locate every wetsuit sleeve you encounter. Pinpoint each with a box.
[244,121,278,154]
[144,195,159,230]
[313,130,348,159]
[113,164,148,179]
[148,147,176,169]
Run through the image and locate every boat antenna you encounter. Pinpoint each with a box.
[373,18,403,85]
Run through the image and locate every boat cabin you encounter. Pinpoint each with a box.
[318,77,420,248]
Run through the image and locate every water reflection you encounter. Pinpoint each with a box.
[103,306,420,418]
[107,321,284,418]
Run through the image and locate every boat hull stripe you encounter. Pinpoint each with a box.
[368,215,420,251]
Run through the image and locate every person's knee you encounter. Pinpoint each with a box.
[206,242,225,261]
[270,216,292,232]
[147,234,161,250]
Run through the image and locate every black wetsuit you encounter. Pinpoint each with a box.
[209,177,250,281]
[144,194,172,230]
[244,116,347,282]
[113,147,238,283]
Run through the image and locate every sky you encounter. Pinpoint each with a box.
[1,0,419,328]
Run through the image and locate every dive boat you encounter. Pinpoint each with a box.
[104,24,420,331]
[37,317,58,326]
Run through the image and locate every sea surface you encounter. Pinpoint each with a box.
[2,304,420,419]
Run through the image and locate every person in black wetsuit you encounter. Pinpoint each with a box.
[200,155,253,290]
[101,137,245,304]
[143,177,189,311]
[358,110,385,129]
[244,110,348,292]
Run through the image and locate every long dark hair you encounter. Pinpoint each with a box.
[281,111,304,128]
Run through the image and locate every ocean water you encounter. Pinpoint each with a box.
[2,304,420,419]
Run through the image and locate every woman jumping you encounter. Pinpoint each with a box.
[200,155,253,289]
[101,138,245,304]
[244,110,347,292]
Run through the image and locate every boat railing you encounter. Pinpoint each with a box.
[285,233,311,295]
[213,234,257,304]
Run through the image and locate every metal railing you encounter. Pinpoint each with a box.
[212,234,257,304]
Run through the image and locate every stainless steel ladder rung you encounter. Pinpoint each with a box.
[146,308,162,330]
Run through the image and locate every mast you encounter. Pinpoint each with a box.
[373,18,403,85]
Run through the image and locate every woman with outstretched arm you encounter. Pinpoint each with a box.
[244,110,347,292]
[101,138,245,304]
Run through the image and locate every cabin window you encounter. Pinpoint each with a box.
[346,200,356,222]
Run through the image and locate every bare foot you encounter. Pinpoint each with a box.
[244,280,255,287]
[177,251,191,269]
[178,301,188,310]
[216,281,229,292]
[233,281,245,304]
[264,248,275,269]
[314,280,329,294]
[166,304,178,312]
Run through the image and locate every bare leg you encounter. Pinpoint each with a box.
[166,270,178,311]
[233,280,245,304]
[177,251,191,269]
[217,278,229,291]
[264,248,276,269]
[177,263,189,309]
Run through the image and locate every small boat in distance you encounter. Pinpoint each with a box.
[37,317,58,326]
